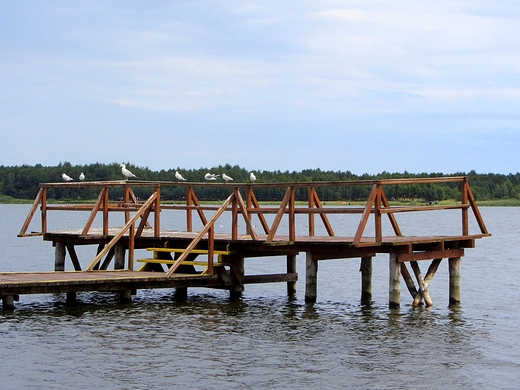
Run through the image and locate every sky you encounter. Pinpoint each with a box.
[1,1,519,175]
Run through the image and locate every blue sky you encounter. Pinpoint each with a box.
[1,1,519,175]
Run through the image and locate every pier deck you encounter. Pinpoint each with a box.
[3,177,490,310]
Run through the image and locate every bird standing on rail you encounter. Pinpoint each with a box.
[175,171,187,181]
[249,172,257,182]
[120,164,138,180]
[222,173,233,183]
[62,173,74,182]
[204,173,219,181]
[79,172,85,181]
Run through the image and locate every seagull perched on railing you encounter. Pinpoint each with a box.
[249,172,257,182]
[79,172,85,181]
[120,164,138,180]
[222,173,233,182]
[175,171,187,181]
[204,173,219,181]
[62,173,74,182]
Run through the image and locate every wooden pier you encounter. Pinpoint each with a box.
[2,177,490,310]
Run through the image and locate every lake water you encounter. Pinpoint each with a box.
[0,204,519,389]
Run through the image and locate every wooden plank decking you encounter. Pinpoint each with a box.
[0,269,298,295]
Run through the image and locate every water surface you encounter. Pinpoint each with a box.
[0,205,518,389]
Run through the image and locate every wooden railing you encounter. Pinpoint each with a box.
[18,177,489,274]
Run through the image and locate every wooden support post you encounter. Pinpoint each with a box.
[287,254,297,297]
[66,244,82,271]
[55,242,66,271]
[128,222,135,271]
[449,257,462,305]
[410,261,433,307]
[305,252,318,303]
[229,256,245,299]
[174,287,188,301]
[66,292,77,306]
[114,245,126,270]
[410,259,442,307]
[389,253,401,308]
[360,256,372,304]
[2,295,16,310]
[120,290,132,303]
[400,263,418,300]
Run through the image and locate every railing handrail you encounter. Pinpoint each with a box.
[36,176,469,189]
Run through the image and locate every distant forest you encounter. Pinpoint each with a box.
[1,162,519,202]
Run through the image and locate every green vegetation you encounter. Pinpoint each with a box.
[0,162,519,204]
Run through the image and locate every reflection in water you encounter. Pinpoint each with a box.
[0,285,509,389]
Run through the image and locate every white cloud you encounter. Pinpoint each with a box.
[2,1,520,172]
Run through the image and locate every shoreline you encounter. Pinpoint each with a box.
[1,196,519,207]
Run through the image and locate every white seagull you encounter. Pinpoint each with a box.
[204,173,219,181]
[175,171,187,181]
[249,172,257,182]
[62,173,74,182]
[222,173,233,183]
[79,172,85,181]
[120,164,138,180]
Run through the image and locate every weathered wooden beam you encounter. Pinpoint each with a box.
[207,226,214,275]
[66,244,82,271]
[410,259,442,307]
[466,182,489,235]
[305,252,318,303]
[174,287,188,301]
[353,184,378,246]
[266,187,293,243]
[380,188,402,236]
[246,187,270,234]
[309,188,335,236]
[2,295,16,310]
[229,256,245,298]
[154,185,161,237]
[312,249,377,260]
[360,256,372,304]
[400,263,418,300]
[82,188,108,236]
[103,186,109,235]
[410,261,433,307]
[114,245,126,270]
[375,185,382,242]
[287,254,297,297]
[234,188,259,241]
[99,247,115,270]
[55,242,66,272]
[379,204,469,214]
[462,180,469,235]
[18,187,44,237]
[186,186,208,232]
[449,257,462,305]
[398,249,464,262]
[308,187,315,236]
[243,273,298,284]
[66,291,77,306]
[39,176,469,189]
[389,253,401,308]
[120,289,132,303]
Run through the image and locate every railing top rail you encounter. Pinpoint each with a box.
[39,176,469,189]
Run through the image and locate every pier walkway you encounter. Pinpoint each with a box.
[1,177,490,309]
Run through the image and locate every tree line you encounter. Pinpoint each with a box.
[1,162,519,202]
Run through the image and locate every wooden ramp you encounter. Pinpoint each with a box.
[0,270,297,295]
